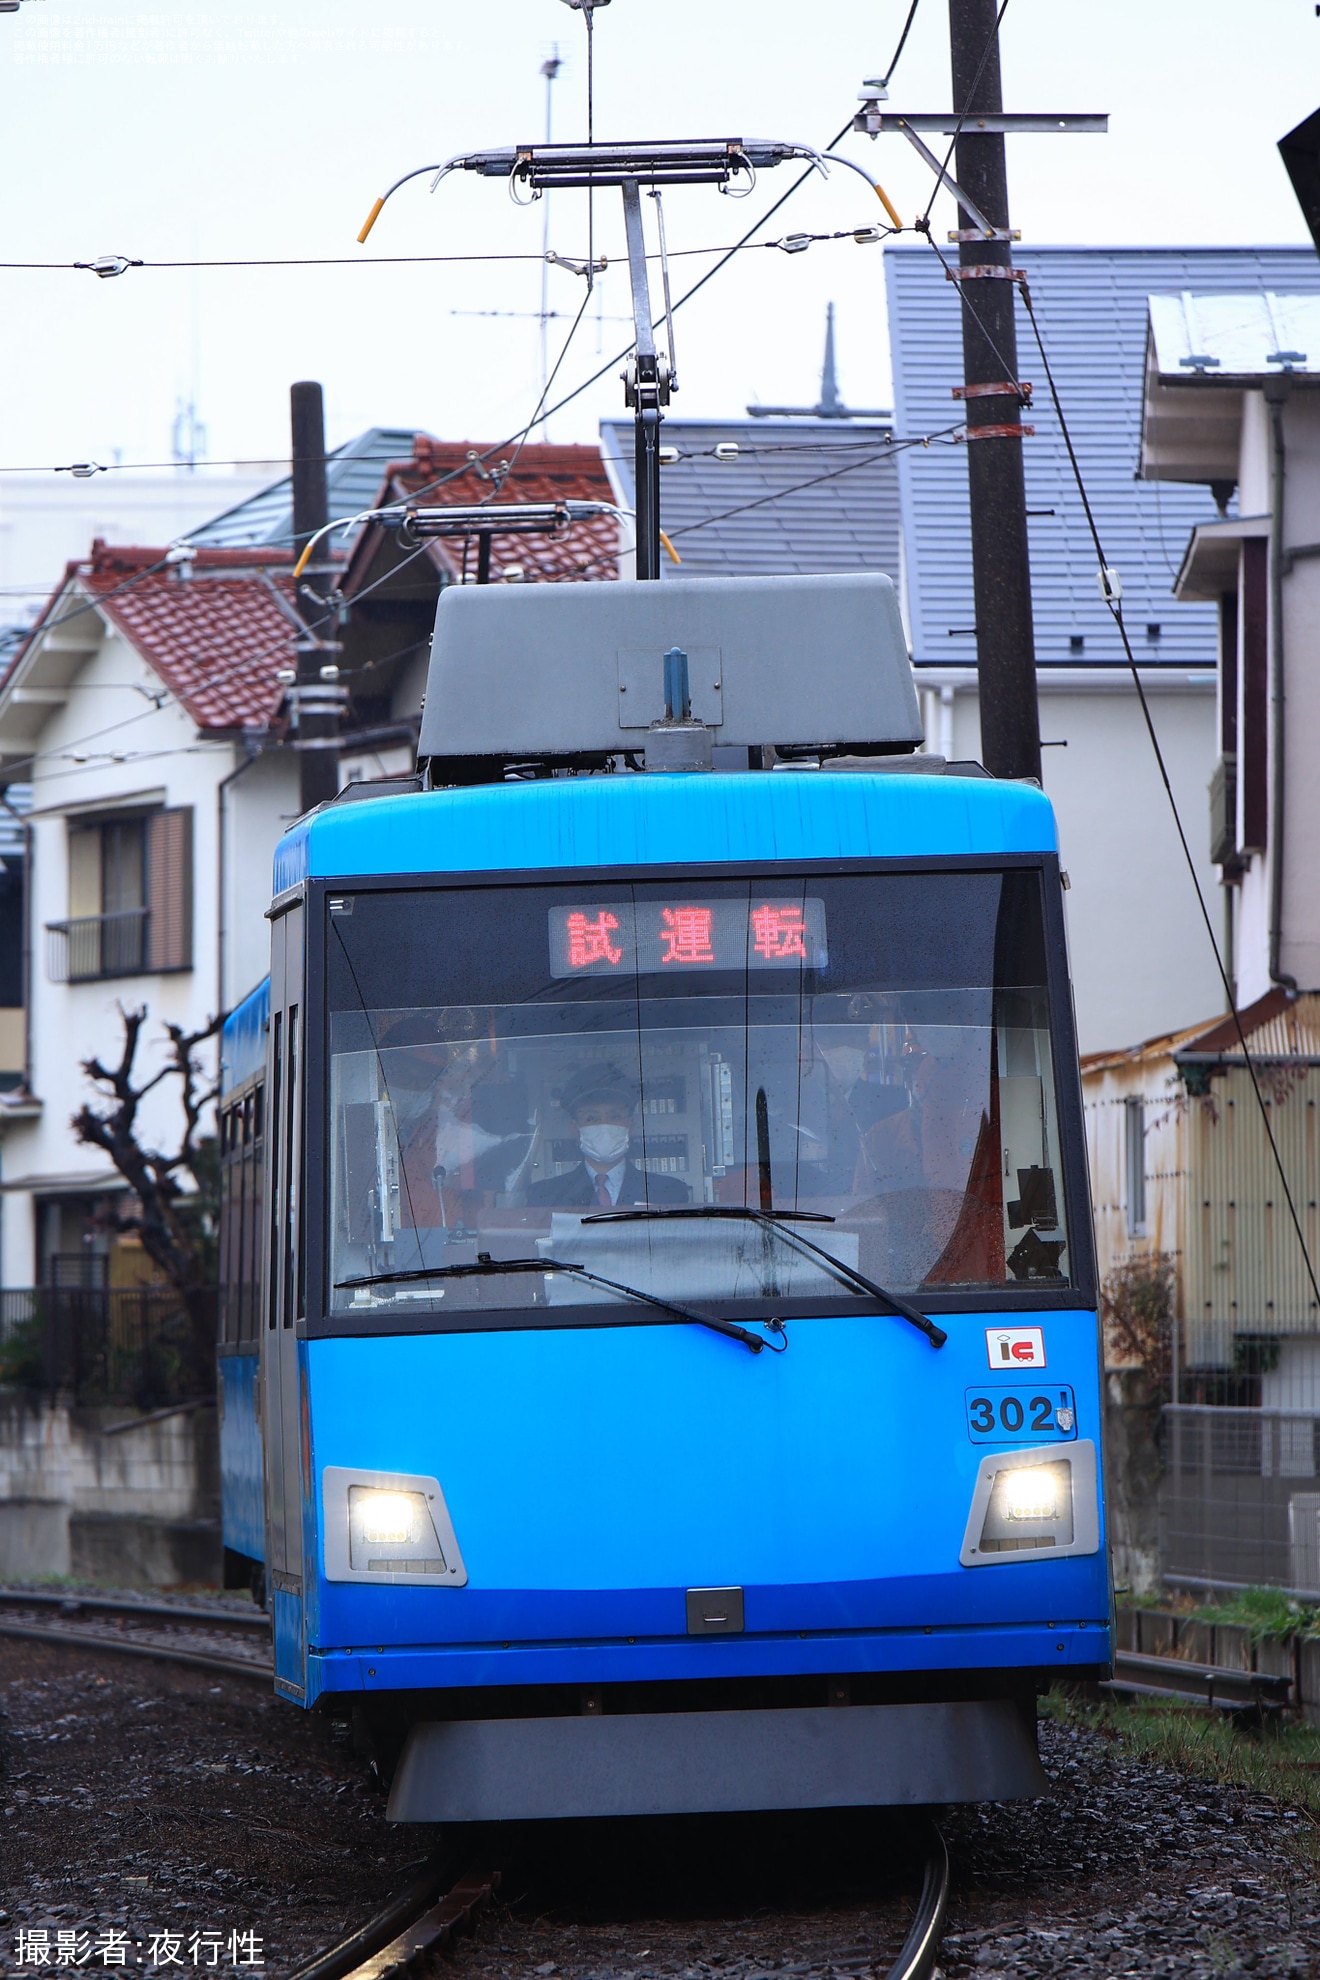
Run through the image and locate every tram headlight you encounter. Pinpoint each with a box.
[323,1467,469,1586]
[354,1490,418,1546]
[998,1465,1066,1525]
[959,1441,1100,1567]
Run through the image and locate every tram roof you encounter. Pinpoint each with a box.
[272,769,1057,897]
[221,977,269,1096]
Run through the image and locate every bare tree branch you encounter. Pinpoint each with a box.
[71,1003,226,1300]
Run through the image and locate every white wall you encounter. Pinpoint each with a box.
[0,617,286,1290]
[917,667,1221,1056]
[0,473,272,627]
[218,747,300,1011]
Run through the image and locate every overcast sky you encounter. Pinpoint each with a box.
[0,0,1315,478]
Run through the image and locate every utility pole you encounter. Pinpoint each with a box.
[289,381,341,812]
[948,0,1041,783]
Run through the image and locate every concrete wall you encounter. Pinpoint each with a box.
[0,1393,220,1585]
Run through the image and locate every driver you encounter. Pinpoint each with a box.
[527,1063,690,1209]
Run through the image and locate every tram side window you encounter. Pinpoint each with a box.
[218,1081,266,1349]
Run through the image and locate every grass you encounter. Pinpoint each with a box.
[1044,1688,1320,1866]
[1188,1586,1320,1644]
[1115,1584,1320,1642]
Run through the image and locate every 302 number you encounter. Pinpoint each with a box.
[968,1394,1057,1434]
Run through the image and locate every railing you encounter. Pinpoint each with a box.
[0,1285,216,1408]
[46,908,149,983]
[1161,1403,1320,1598]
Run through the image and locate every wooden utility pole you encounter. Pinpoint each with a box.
[290,380,340,812]
[948,0,1041,783]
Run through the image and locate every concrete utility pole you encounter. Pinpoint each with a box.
[289,381,340,812]
[948,0,1041,784]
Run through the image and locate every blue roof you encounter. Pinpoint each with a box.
[884,245,1320,669]
[221,977,269,1095]
[600,417,902,581]
[274,772,1057,894]
[191,428,425,552]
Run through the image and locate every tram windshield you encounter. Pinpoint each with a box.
[324,870,1072,1322]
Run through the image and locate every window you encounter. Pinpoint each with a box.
[1125,1096,1147,1237]
[219,1082,266,1348]
[324,868,1073,1329]
[48,808,192,982]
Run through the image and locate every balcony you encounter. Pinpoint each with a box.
[46,908,149,983]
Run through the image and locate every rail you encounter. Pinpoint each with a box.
[0,1590,271,1684]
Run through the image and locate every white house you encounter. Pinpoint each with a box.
[0,541,300,1289]
[1140,292,1320,1006]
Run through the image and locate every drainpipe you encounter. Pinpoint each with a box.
[0,785,33,1092]
[216,746,262,1021]
[1264,375,1297,993]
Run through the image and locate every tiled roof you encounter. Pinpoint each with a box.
[49,542,297,733]
[885,245,1320,670]
[189,427,427,552]
[342,439,620,593]
[599,417,901,581]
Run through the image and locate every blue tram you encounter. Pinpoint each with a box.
[218,573,1110,1823]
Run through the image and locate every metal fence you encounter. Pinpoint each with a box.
[0,1285,216,1408]
[1161,1403,1320,1598]
[45,908,148,983]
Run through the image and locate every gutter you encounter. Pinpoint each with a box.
[1264,376,1297,994]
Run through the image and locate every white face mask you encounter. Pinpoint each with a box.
[579,1122,631,1167]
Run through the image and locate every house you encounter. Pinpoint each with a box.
[0,540,301,1288]
[885,244,1320,1054]
[0,467,275,636]
[599,415,901,583]
[337,438,620,781]
[1139,290,1320,1006]
[1082,992,1320,1594]
[0,433,621,1293]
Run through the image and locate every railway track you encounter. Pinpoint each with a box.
[285,1825,948,1980]
[1,1591,951,1977]
[0,1586,272,1684]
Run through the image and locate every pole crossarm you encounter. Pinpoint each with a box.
[854,110,1108,134]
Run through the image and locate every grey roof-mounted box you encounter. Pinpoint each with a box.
[417,572,921,766]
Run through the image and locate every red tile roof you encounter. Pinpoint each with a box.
[28,541,300,733]
[343,439,620,594]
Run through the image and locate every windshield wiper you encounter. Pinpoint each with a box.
[582,1206,947,1349]
[336,1252,773,1354]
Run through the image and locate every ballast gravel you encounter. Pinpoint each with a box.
[1,1628,1317,1979]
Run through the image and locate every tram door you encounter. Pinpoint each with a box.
[262,902,307,1698]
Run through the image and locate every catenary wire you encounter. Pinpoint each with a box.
[0,230,888,279]
[664,427,964,541]
[1,119,897,769]
[0,416,967,783]
[1006,272,1320,1310]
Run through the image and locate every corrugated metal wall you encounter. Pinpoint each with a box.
[1083,1049,1189,1358]
[1187,1066,1320,1362]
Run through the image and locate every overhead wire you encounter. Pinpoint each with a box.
[664,426,965,542]
[878,0,924,88]
[1,93,922,777]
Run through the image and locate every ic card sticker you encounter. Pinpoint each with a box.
[985,1325,1046,1369]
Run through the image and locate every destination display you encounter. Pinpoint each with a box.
[548,898,828,976]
